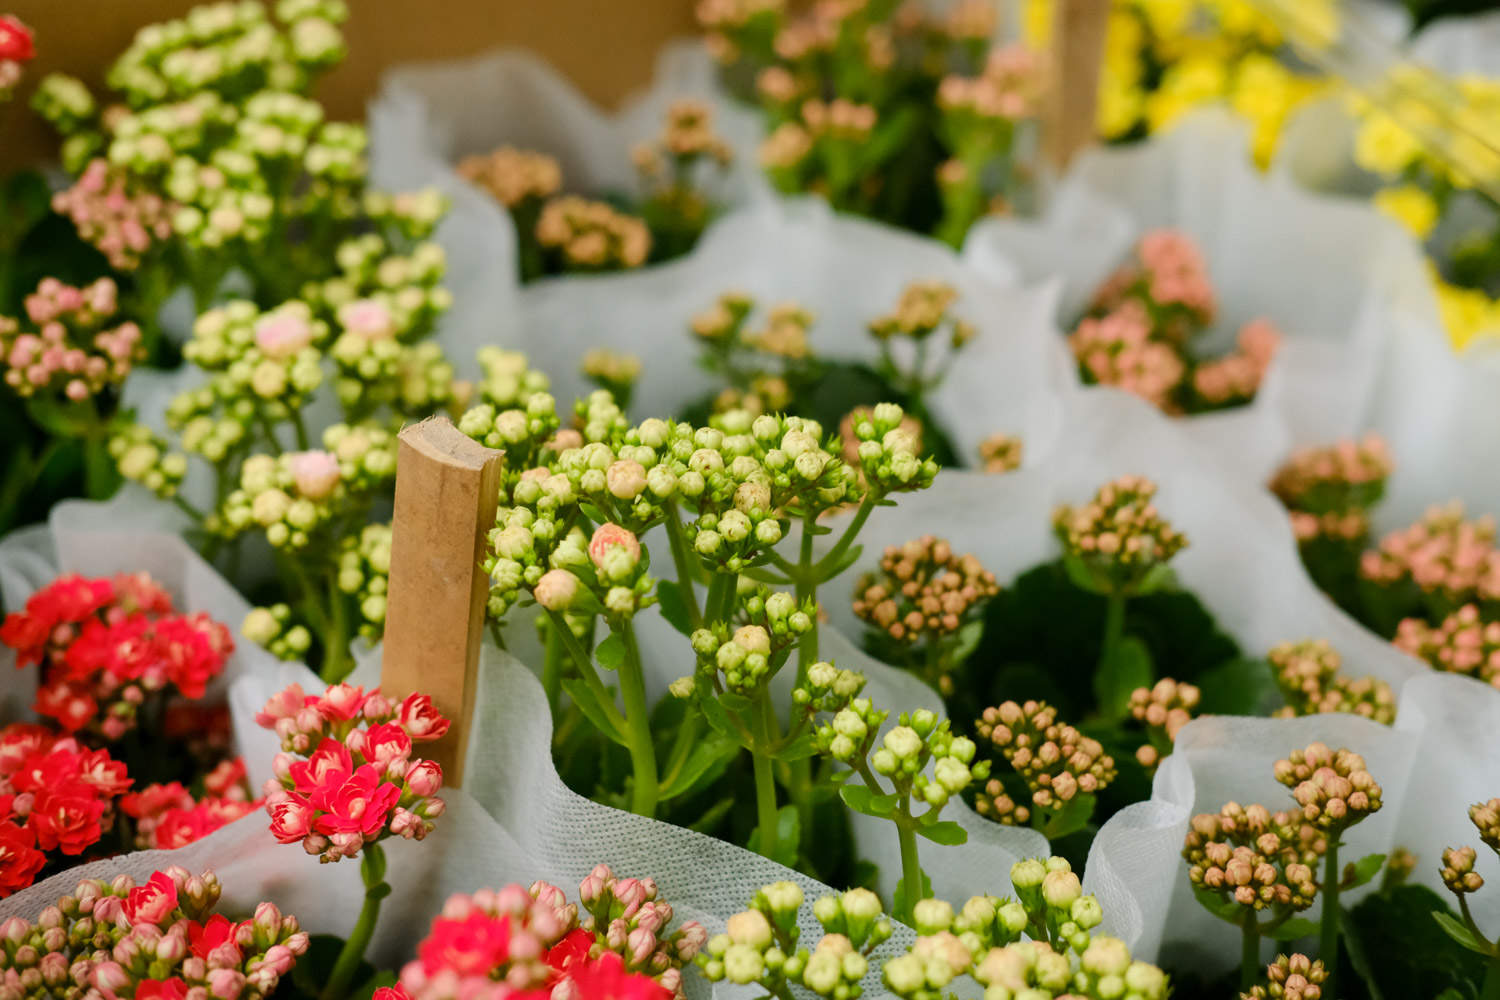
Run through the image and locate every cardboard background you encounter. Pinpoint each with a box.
[0,0,697,169]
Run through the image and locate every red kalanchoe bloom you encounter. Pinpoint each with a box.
[419,908,516,977]
[564,951,673,1000]
[313,765,404,839]
[0,820,45,897]
[135,980,191,1000]
[373,987,415,1000]
[0,15,35,62]
[123,871,180,925]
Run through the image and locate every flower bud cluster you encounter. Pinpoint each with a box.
[846,403,940,496]
[536,195,652,272]
[1182,803,1321,915]
[0,866,309,999]
[110,424,190,499]
[690,292,817,416]
[1396,602,1500,689]
[120,765,259,850]
[575,862,707,995]
[853,535,998,644]
[1,277,144,402]
[1053,475,1187,595]
[1268,639,1396,725]
[184,299,328,408]
[792,659,867,714]
[457,145,564,208]
[1094,229,1217,333]
[582,347,643,406]
[979,432,1024,474]
[312,234,453,343]
[1128,678,1200,771]
[256,682,449,861]
[868,280,976,349]
[976,701,1116,826]
[1441,845,1483,896]
[51,159,175,270]
[633,100,735,227]
[1241,953,1329,1000]
[1270,435,1392,546]
[220,430,394,549]
[1360,502,1500,614]
[1272,742,1382,835]
[333,522,393,645]
[1070,301,1187,413]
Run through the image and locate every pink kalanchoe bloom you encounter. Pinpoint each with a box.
[253,311,316,360]
[588,523,642,571]
[338,299,398,341]
[398,693,452,742]
[288,450,342,500]
[123,871,180,926]
[0,16,34,63]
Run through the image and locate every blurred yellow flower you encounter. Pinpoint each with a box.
[1434,275,1500,352]
[1373,185,1440,241]
[1355,112,1423,178]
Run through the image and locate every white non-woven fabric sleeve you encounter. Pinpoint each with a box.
[814,386,1429,960]
[962,110,1435,487]
[367,42,766,380]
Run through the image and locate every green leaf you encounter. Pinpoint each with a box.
[818,543,865,580]
[1194,657,1282,716]
[658,732,739,801]
[857,103,922,174]
[1061,550,1108,595]
[695,686,745,743]
[952,619,985,667]
[687,796,736,833]
[1267,917,1319,941]
[559,678,626,747]
[1042,793,1098,841]
[1433,911,1491,955]
[1095,637,1154,721]
[775,729,820,761]
[916,820,968,846]
[594,633,625,671]
[747,805,801,868]
[1349,885,1489,997]
[655,580,696,636]
[892,867,934,923]
[1342,852,1388,891]
[719,691,753,713]
[1134,563,1178,597]
[1191,885,1246,922]
[840,783,898,818]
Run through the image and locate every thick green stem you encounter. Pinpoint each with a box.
[704,571,737,625]
[321,843,389,1000]
[1483,952,1500,1000]
[895,813,923,925]
[664,503,703,628]
[542,618,564,713]
[751,745,780,861]
[1321,841,1341,1000]
[813,495,878,581]
[1094,590,1129,713]
[321,571,351,683]
[543,609,627,738]
[618,621,660,818]
[1240,914,1261,993]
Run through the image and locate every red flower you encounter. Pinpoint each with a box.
[152,798,257,850]
[121,782,194,820]
[0,574,113,665]
[547,927,596,975]
[267,796,314,844]
[33,680,96,732]
[419,910,514,977]
[315,683,369,722]
[397,693,451,742]
[564,952,671,1000]
[28,790,106,855]
[0,724,52,775]
[0,821,45,897]
[373,988,414,1000]
[360,722,412,769]
[74,747,132,797]
[289,738,353,805]
[188,913,239,959]
[135,979,190,1000]
[203,757,248,797]
[312,765,402,839]
[123,871,179,926]
[155,614,233,699]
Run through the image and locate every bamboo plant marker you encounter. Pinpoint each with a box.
[380,416,503,789]
[1044,0,1110,169]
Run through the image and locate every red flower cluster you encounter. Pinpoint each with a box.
[384,867,702,1000]
[257,683,449,863]
[121,758,259,850]
[1,572,234,739]
[0,15,33,63]
[0,723,131,897]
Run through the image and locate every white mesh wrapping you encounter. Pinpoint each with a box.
[962,110,1435,485]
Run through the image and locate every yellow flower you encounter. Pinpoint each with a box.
[1135,0,1196,42]
[1281,0,1339,53]
[1145,53,1227,133]
[1373,184,1440,241]
[1434,276,1500,352]
[1207,0,1280,46]
[1098,77,1145,138]
[1354,112,1422,178]
[1023,0,1053,48]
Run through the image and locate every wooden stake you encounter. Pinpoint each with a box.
[1044,0,1110,169]
[381,416,503,788]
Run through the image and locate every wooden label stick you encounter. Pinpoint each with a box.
[381,416,503,789]
[1044,0,1110,169]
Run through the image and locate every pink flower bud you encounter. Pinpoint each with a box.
[289,451,341,500]
[405,758,444,797]
[534,569,580,612]
[338,299,396,341]
[208,967,247,998]
[254,312,314,360]
[588,523,640,572]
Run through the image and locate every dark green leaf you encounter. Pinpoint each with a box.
[747,805,801,868]
[1042,793,1097,841]
[1194,657,1282,716]
[840,783,898,818]
[658,732,739,801]
[687,796,736,833]
[594,633,625,671]
[1095,637,1154,721]
[1433,911,1490,955]
[1134,563,1178,597]
[775,729,820,761]
[559,678,626,747]
[1191,885,1246,922]
[353,970,399,1000]
[1266,917,1318,941]
[916,820,968,846]
[1348,885,1488,999]
[719,691,753,713]
[655,580,696,636]
[1342,852,1388,891]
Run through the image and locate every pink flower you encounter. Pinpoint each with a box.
[312,765,402,839]
[255,684,310,729]
[267,797,314,844]
[405,759,443,798]
[588,524,641,572]
[316,684,369,722]
[360,722,413,770]
[288,739,353,804]
[123,872,180,927]
[253,312,314,360]
[534,569,580,612]
[397,694,451,742]
[418,909,514,977]
[288,451,341,501]
[338,300,397,341]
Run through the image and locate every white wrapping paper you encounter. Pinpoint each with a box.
[964,111,1436,486]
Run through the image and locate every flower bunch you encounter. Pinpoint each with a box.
[0,866,309,998]
[1359,503,1500,627]
[1,277,144,404]
[633,99,735,261]
[1054,475,1187,597]
[1128,677,1200,771]
[1241,953,1329,1000]
[1354,68,1500,351]
[1394,604,1500,688]
[0,724,130,897]
[978,432,1023,474]
[536,196,653,274]
[691,292,816,415]
[120,758,259,850]
[699,858,1168,1000]
[703,0,1041,240]
[867,280,978,411]
[1073,230,1282,414]
[256,682,448,861]
[975,700,1116,839]
[49,159,176,271]
[0,14,31,101]
[457,145,563,210]
[851,535,998,691]
[1271,437,1393,587]
[1267,640,1396,725]
[0,572,233,739]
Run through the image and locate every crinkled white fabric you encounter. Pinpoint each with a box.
[366,42,767,379]
[963,110,1434,486]
[816,387,1430,960]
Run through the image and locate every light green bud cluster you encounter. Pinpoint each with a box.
[337,522,392,644]
[793,659,868,713]
[241,601,313,660]
[848,402,940,496]
[812,696,884,764]
[110,424,189,499]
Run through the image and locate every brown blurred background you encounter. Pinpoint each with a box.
[0,0,696,170]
